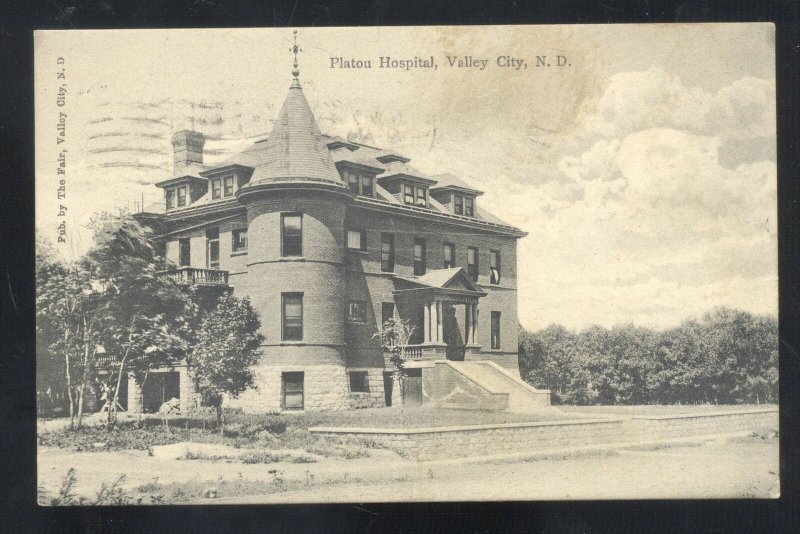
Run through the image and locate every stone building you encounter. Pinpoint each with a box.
[132,62,550,414]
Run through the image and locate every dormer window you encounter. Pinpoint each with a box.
[177,186,187,207]
[347,171,359,195]
[211,175,236,199]
[465,196,474,216]
[361,176,373,197]
[454,195,464,214]
[415,187,427,207]
[166,188,175,209]
[403,184,414,204]
[343,169,374,197]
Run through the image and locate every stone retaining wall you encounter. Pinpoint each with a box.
[310,419,625,461]
[309,408,779,461]
[625,408,778,441]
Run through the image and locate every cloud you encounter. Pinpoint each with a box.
[581,67,775,143]
[516,69,777,329]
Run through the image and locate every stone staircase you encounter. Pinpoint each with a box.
[446,361,551,412]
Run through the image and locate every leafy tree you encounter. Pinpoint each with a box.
[188,293,264,433]
[520,307,777,406]
[84,211,194,425]
[373,316,416,378]
[36,237,82,422]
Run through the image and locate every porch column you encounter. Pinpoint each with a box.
[465,303,472,344]
[436,300,444,343]
[423,301,431,343]
[430,299,439,343]
[471,304,479,345]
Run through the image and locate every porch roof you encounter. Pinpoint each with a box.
[392,267,487,298]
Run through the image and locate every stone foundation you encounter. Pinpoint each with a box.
[348,368,386,409]
[226,363,369,413]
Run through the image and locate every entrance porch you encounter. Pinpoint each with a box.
[391,267,486,362]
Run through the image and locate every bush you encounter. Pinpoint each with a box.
[240,451,287,464]
[39,422,186,451]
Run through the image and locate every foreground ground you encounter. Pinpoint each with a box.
[37,405,779,503]
[38,433,778,502]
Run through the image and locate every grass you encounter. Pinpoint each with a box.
[38,406,575,453]
[38,405,592,465]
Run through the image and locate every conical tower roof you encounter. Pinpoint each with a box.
[246,78,344,187]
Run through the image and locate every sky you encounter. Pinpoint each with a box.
[34,25,777,330]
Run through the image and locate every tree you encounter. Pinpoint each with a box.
[373,317,415,375]
[519,324,584,404]
[36,237,81,422]
[373,317,416,406]
[84,211,194,425]
[188,293,264,433]
[520,307,777,406]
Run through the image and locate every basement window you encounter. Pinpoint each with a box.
[349,371,369,393]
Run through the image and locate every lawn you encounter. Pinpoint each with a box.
[37,406,580,457]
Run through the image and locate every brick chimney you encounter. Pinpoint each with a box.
[171,130,205,169]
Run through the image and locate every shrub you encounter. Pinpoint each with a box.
[240,451,287,464]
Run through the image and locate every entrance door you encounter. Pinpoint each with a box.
[383,372,394,407]
[401,368,423,406]
[141,371,180,413]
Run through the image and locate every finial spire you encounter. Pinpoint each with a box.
[291,30,301,80]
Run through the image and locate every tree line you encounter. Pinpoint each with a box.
[36,211,263,430]
[518,308,778,405]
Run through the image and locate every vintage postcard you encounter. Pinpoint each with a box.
[35,25,778,504]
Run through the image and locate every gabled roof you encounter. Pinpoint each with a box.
[393,267,486,296]
[242,79,344,188]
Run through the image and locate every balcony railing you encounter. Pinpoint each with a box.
[399,344,424,360]
[159,267,229,286]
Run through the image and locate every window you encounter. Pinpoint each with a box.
[281,213,302,257]
[347,229,367,252]
[361,175,373,197]
[381,233,395,272]
[490,250,501,284]
[414,238,427,276]
[166,188,175,209]
[282,293,303,341]
[211,178,222,199]
[415,187,427,207]
[347,300,367,323]
[403,184,414,204]
[454,194,464,215]
[349,371,369,393]
[232,229,248,253]
[491,311,501,349]
[223,176,235,197]
[347,171,359,195]
[465,196,474,216]
[177,186,187,207]
[206,227,220,270]
[282,372,304,410]
[443,242,456,269]
[467,246,479,282]
[179,238,191,267]
[381,302,395,327]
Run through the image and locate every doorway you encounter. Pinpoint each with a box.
[141,371,180,413]
[401,368,423,406]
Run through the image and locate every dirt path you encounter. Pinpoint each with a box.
[38,436,778,503]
